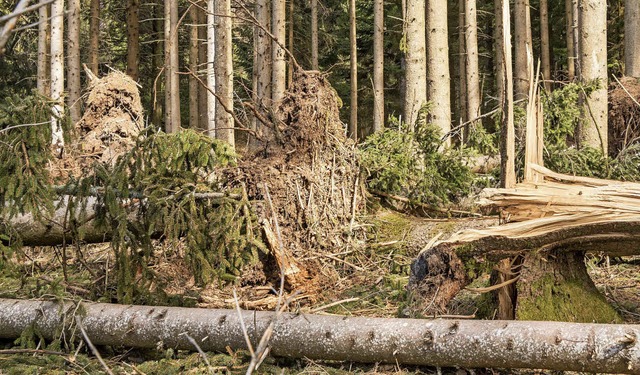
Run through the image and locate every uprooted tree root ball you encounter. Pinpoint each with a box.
[609,76,640,157]
[224,70,361,295]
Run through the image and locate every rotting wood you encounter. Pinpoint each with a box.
[0,298,638,373]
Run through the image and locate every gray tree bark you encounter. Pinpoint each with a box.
[272,0,286,104]
[311,0,318,70]
[426,0,451,144]
[578,0,607,153]
[625,0,640,77]
[540,0,551,92]
[50,0,64,151]
[37,0,50,97]
[349,0,357,140]
[464,0,480,133]
[189,3,200,129]
[372,0,384,132]
[165,0,181,133]
[89,0,100,75]
[215,0,235,147]
[565,0,575,81]
[514,0,532,102]
[126,0,140,81]
[67,0,82,125]
[252,0,272,144]
[403,0,427,131]
[0,299,638,373]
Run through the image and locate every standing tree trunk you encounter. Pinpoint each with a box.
[498,0,515,189]
[207,0,216,136]
[215,0,234,147]
[403,0,427,131]
[578,0,607,153]
[189,3,200,129]
[514,0,532,102]
[253,0,271,143]
[198,3,209,131]
[464,0,480,134]
[89,0,100,75]
[152,0,164,128]
[272,0,287,104]
[50,0,64,152]
[565,0,575,81]
[457,0,467,130]
[494,0,503,107]
[287,0,294,87]
[372,0,384,132]
[67,0,82,125]
[625,0,640,77]
[310,0,318,70]
[349,0,357,140]
[126,0,140,81]
[540,0,551,92]
[426,0,451,144]
[165,0,181,133]
[37,0,50,97]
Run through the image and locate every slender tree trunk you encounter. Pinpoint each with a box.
[272,0,287,103]
[253,0,271,143]
[207,0,216,136]
[198,3,209,131]
[458,0,467,130]
[1,299,638,374]
[498,0,515,189]
[514,0,532,102]
[403,0,427,131]
[310,0,318,70]
[625,0,640,77]
[50,0,64,152]
[189,4,200,129]
[494,0,503,107]
[464,0,480,133]
[152,0,164,128]
[67,0,82,125]
[572,0,579,76]
[426,0,451,144]
[372,0,384,132]
[578,0,607,153]
[540,0,551,92]
[126,0,140,81]
[165,0,181,133]
[287,0,294,87]
[347,0,357,140]
[89,0,99,75]
[37,1,50,97]
[565,0,575,81]
[215,0,234,147]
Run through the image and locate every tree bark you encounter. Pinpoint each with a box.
[498,0,515,189]
[50,0,64,152]
[189,3,200,129]
[372,0,384,132]
[126,0,140,81]
[152,0,164,128]
[403,0,427,131]
[539,0,551,92]
[625,0,640,77]
[458,0,466,129]
[272,0,286,104]
[565,0,575,81]
[426,0,451,144]
[464,0,480,135]
[0,299,638,373]
[67,0,82,125]
[165,0,181,133]
[310,0,318,70]
[215,0,235,147]
[578,0,607,153]
[197,3,209,131]
[207,0,216,136]
[349,0,357,140]
[514,0,532,102]
[37,0,50,97]
[252,0,271,143]
[287,0,294,87]
[89,0,100,75]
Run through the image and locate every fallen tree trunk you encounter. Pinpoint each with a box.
[0,298,638,373]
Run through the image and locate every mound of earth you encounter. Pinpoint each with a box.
[609,76,640,157]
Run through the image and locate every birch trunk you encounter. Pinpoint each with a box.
[67,0,82,125]
[426,0,451,143]
[372,0,384,132]
[215,0,235,147]
[578,0,607,153]
[0,299,638,373]
[50,0,64,152]
[403,0,427,131]
[625,0,640,77]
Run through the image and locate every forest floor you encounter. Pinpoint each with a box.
[1,209,639,374]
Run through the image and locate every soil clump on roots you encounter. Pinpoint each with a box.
[225,71,360,295]
[609,76,640,157]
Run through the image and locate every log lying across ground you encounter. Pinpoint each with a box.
[0,298,639,373]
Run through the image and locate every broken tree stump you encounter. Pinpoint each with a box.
[409,165,640,321]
